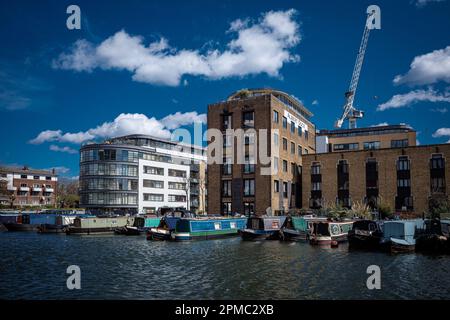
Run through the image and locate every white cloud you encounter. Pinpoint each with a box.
[311,100,319,105]
[371,122,389,127]
[414,0,445,7]
[394,46,450,86]
[30,111,206,145]
[49,144,78,154]
[45,166,70,174]
[431,107,448,113]
[432,127,450,139]
[377,88,450,111]
[52,9,301,86]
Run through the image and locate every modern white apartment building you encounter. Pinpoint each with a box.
[79,134,207,215]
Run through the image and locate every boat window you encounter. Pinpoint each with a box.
[369,223,376,232]
[214,222,221,230]
[230,222,236,229]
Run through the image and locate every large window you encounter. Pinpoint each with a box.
[168,182,186,190]
[274,180,279,192]
[363,141,380,150]
[391,139,408,148]
[333,143,359,151]
[283,182,288,198]
[222,202,232,215]
[244,202,255,216]
[311,163,321,175]
[143,180,164,189]
[222,157,232,175]
[282,160,288,172]
[282,138,288,151]
[80,163,138,177]
[143,193,164,202]
[397,156,410,171]
[290,122,295,133]
[83,193,137,205]
[168,195,186,202]
[243,111,254,128]
[143,166,164,175]
[273,110,279,123]
[273,133,279,146]
[244,155,255,174]
[291,142,295,155]
[282,116,287,129]
[222,180,232,197]
[244,179,255,196]
[168,169,187,178]
[222,114,232,130]
[81,178,138,191]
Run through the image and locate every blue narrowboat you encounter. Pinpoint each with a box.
[239,216,286,241]
[171,216,247,241]
[5,213,57,231]
[147,216,181,240]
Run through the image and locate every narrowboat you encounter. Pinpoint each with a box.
[239,216,286,241]
[348,220,384,250]
[381,220,425,254]
[38,215,82,234]
[115,216,161,235]
[66,216,131,235]
[0,213,19,231]
[5,213,57,231]
[309,220,354,247]
[147,217,181,240]
[416,219,450,254]
[171,216,247,241]
[279,215,327,241]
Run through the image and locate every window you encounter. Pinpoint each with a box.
[273,110,279,123]
[33,176,39,180]
[282,160,288,172]
[298,145,302,157]
[20,183,28,187]
[223,134,232,147]
[304,149,309,155]
[291,142,295,155]
[364,141,380,150]
[46,176,52,180]
[244,202,255,216]
[144,166,164,175]
[282,116,287,129]
[283,182,288,198]
[21,175,27,179]
[243,111,254,127]
[311,163,321,175]
[312,182,321,191]
[223,157,232,175]
[391,139,408,148]
[222,114,232,130]
[397,179,411,187]
[168,169,187,178]
[397,156,410,171]
[431,154,445,169]
[244,155,255,174]
[274,180,279,192]
[273,157,279,173]
[143,207,156,214]
[298,127,302,137]
[333,143,359,151]
[143,180,164,188]
[168,182,186,190]
[222,202,232,215]
[244,179,255,196]
[291,163,296,175]
[273,132,279,146]
[143,193,164,202]
[431,177,445,193]
[305,130,309,140]
[168,195,187,202]
[222,180,232,197]
[290,122,295,133]
[282,138,288,151]
[244,132,255,145]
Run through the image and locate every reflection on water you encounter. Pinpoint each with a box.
[0,232,449,299]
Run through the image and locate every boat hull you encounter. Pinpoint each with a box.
[4,223,39,231]
[239,229,279,241]
[147,228,172,241]
[66,227,119,235]
[38,224,68,234]
[173,229,240,241]
[348,233,383,250]
[114,226,144,236]
[279,228,308,242]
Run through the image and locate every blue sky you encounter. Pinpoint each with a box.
[1,0,449,178]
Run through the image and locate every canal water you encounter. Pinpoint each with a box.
[1,232,449,299]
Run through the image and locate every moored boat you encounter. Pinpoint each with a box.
[415,219,450,254]
[348,220,384,250]
[66,216,131,235]
[172,216,247,241]
[38,214,81,234]
[147,216,181,240]
[5,213,57,232]
[309,220,354,247]
[239,216,286,241]
[279,215,327,241]
[380,219,425,254]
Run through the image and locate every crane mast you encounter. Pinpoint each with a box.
[335,6,379,129]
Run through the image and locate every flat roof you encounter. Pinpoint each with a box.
[0,166,57,176]
[318,124,415,137]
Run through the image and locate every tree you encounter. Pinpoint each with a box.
[56,178,80,208]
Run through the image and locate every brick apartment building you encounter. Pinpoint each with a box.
[316,124,416,153]
[301,143,450,214]
[0,166,58,207]
[207,88,316,216]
